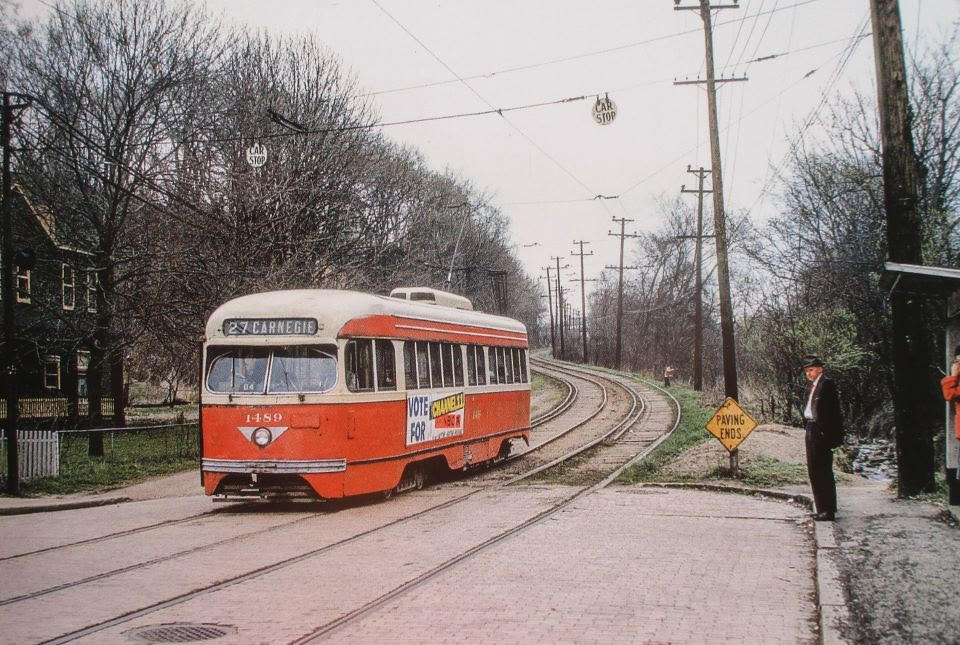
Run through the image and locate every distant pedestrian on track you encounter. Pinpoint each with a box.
[801,355,844,521]
[939,345,960,441]
[663,365,675,387]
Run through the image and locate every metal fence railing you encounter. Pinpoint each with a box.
[1,422,199,483]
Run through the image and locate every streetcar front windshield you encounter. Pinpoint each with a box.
[206,345,337,394]
[269,346,337,393]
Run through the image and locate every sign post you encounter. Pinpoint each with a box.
[704,397,758,477]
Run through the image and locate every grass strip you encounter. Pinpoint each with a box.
[617,385,713,483]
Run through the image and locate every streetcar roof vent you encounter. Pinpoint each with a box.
[389,287,473,310]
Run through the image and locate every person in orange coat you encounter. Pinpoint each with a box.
[940,345,960,440]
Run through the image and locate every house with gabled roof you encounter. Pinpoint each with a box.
[2,184,110,422]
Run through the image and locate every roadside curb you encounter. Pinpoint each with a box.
[637,482,851,644]
[637,481,813,508]
[0,496,131,516]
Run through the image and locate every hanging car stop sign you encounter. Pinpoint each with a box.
[592,94,617,125]
[246,144,268,168]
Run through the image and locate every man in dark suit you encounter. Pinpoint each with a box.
[801,355,844,521]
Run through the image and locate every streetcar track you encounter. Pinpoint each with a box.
[0,511,324,606]
[5,369,570,566]
[32,364,670,644]
[8,373,581,613]
[0,506,244,563]
[294,364,676,643]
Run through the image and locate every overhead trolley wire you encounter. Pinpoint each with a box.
[742,13,872,218]
[618,17,870,200]
[370,0,607,204]
[358,0,822,100]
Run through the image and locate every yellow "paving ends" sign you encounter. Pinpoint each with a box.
[705,397,758,452]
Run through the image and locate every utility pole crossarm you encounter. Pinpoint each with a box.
[673,76,748,86]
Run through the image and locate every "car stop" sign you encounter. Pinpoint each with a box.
[705,397,758,452]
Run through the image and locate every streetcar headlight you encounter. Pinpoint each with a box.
[252,427,272,447]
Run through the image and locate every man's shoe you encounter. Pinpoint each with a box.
[814,512,835,521]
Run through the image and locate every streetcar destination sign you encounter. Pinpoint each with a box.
[223,318,319,336]
[704,397,758,452]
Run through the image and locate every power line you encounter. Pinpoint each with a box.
[742,12,871,218]
[371,0,606,202]
[357,0,823,100]
[619,18,871,198]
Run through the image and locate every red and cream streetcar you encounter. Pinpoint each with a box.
[200,287,531,499]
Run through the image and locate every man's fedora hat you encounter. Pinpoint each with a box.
[801,355,824,369]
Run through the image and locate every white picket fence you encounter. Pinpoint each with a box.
[0,429,60,480]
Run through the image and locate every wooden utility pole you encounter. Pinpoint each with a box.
[571,240,593,363]
[608,217,641,370]
[541,268,556,358]
[679,165,714,391]
[870,0,937,495]
[675,0,743,400]
[568,275,597,363]
[2,93,29,495]
[552,256,568,360]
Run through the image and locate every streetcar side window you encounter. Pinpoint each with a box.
[512,348,522,383]
[206,347,269,394]
[467,344,477,386]
[429,342,443,387]
[441,343,454,387]
[487,346,498,385]
[404,341,418,390]
[416,342,431,388]
[345,339,375,392]
[453,344,464,387]
[269,345,338,393]
[496,347,507,383]
[519,349,528,383]
[504,347,515,384]
[475,346,487,385]
[376,340,397,391]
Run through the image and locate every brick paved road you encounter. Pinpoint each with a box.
[313,486,817,645]
[36,485,817,645]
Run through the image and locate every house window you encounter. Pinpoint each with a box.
[17,268,31,303]
[77,351,90,397]
[62,264,76,310]
[44,356,61,390]
[86,271,98,312]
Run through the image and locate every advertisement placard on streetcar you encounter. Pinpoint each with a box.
[406,391,465,445]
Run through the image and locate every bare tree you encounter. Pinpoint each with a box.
[14,0,224,451]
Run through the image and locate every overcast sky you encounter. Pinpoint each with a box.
[21,0,960,297]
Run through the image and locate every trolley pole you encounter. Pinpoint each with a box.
[608,217,640,371]
[571,240,593,363]
[679,166,714,392]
